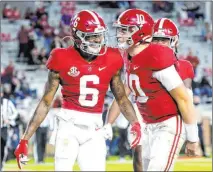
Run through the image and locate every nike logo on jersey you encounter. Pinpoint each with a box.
[99,66,106,71]
[133,66,139,70]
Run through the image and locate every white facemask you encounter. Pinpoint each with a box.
[117,42,131,50]
[77,30,107,55]
[87,44,102,54]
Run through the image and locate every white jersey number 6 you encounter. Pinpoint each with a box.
[79,75,99,107]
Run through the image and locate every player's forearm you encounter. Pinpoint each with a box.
[116,96,138,125]
[106,99,121,124]
[176,98,196,124]
[107,84,132,124]
[110,71,138,125]
[177,98,199,142]
[22,99,51,140]
[170,85,198,142]
[169,84,196,124]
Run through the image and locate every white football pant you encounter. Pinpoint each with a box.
[141,115,186,171]
[50,109,106,171]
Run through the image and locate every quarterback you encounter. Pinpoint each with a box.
[14,10,141,171]
[106,9,199,171]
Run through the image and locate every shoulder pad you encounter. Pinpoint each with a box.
[149,44,176,70]
[46,48,65,71]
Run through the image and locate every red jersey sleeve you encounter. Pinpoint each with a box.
[176,59,195,80]
[149,44,176,70]
[185,60,195,79]
[46,48,62,71]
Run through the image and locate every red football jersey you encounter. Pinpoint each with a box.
[126,43,179,123]
[46,47,123,113]
[175,59,194,80]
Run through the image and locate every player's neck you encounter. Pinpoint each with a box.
[127,43,149,57]
[81,54,97,62]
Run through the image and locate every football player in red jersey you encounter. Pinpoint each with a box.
[132,17,196,171]
[14,10,141,171]
[106,9,199,171]
[153,18,194,96]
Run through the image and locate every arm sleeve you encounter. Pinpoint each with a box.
[152,65,183,91]
[187,63,195,79]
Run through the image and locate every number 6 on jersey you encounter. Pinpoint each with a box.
[79,75,99,107]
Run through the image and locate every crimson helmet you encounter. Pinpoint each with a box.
[70,10,107,55]
[153,18,179,49]
[113,9,154,49]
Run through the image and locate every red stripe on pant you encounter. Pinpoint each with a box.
[167,117,182,170]
[164,116,182,171]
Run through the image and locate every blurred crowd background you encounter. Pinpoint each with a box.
[1,1,212,164]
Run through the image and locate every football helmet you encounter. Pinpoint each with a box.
[70,10,107,55]
[153,18,179,50]
[113,9,154,49]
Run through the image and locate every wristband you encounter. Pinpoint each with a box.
[184,123,199,142]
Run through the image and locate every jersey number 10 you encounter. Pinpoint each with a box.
[128,74,148,103]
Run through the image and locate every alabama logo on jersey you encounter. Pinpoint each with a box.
[68,66,80,77]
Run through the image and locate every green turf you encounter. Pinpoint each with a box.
[3,157,212,171]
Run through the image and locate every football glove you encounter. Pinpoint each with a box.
[130,122,141,148]
[14,139,29,169]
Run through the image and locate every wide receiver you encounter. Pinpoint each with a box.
[106,9,199,171]
[14,10,141,171]
[132,17,196,171]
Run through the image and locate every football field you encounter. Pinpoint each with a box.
[2,156,212,171]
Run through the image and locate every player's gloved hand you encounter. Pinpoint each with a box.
[97,123,113,140]
[185,141,199,157]
[130,122,141,149]
[14,139,29,169]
